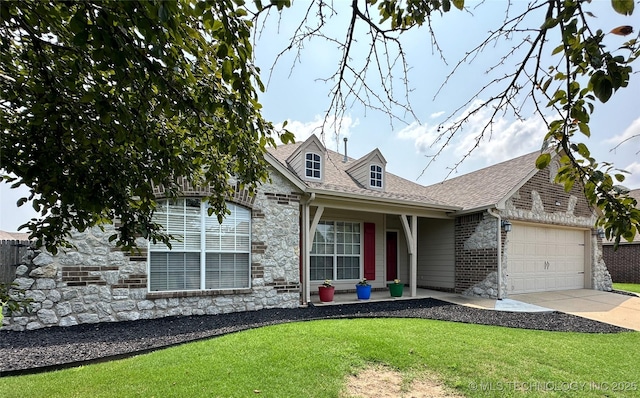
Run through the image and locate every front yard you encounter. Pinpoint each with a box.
[613,283,640,295]
[0,318,637,397]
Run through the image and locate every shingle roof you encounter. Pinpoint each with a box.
[0,231,31,241]
[267,142,457,209]
[421,151,542,211]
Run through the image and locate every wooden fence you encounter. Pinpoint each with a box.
[0,240,30,284]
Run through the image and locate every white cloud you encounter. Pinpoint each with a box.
[396,121,436,140]
[621,162,640,189]
[277,115,359,151]
[430,111,445,118]
[605,116,640,147]
[455,112,546,165]
[397,100,546,166]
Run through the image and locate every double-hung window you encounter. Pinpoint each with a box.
[149,198,251,291]
[310,221,361,281]
[305,152,321,179]
[370,164,383,188]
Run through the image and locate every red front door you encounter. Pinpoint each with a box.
[386,231,398,281]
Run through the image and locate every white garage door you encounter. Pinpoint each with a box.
[508,224,586,294]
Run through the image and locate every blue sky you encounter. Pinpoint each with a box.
[1,0,638,232]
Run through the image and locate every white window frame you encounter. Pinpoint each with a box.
[148,199,251,292]
[370,163,383,189]
[310,220,362,282]
[305,152,322,180]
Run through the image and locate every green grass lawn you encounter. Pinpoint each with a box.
[1,318,638,397]
[613,283,640,294]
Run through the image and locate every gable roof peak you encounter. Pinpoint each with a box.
[422,151,546,211]
[286,134,326,163]
[346,147,387,172]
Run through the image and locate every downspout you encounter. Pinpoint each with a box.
[486,208,503,300]
[302,193,315,305]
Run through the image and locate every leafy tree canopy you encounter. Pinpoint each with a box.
[1,0,638,252]
[1,0,293,253]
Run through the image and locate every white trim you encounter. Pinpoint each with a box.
[309,220,364,282]
[304,151,322,180]
[147,200,251,292]
[400,214,418,297]
[369,163,384,190]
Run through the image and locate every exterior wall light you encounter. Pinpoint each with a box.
[596,228,605,239]
[501,220,512,233]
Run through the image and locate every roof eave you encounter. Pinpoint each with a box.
[307,188,461,212]
[264,151,308,192]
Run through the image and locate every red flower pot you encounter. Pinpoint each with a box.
[318,285,335,302]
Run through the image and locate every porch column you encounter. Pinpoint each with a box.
[304,205,323,304]
[400,214,418,297]
[302,201,310,305]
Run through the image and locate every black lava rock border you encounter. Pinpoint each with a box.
[0,298,631,376]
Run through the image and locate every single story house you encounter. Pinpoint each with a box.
[2,136,612,330]
[602,188,640,283]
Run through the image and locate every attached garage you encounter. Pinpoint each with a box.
[507,223,587,294]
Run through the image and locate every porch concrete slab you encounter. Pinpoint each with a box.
[511,289,640,331]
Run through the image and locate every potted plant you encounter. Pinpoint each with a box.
[355,278,371,300]
[318,279,335,302]
[387,279,404,297]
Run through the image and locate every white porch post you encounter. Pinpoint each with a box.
[400,214,418,297]
[304,205,323,305]
[302,202,310,305]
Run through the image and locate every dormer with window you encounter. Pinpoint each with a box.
[286,134,326,182]
[346,148,387,191]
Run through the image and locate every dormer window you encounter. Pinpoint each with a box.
[305,152,322,179]
[370,164,383,188]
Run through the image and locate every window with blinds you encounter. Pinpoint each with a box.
[149,198,251,291]
[310,221,361,281]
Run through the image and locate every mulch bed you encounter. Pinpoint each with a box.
[0,298,631,376]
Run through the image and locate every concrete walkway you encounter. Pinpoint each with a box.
[314,287,640,331]
[510,289,640,331]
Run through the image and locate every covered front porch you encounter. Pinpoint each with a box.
[309,287,496,309]
[300,198,458,305]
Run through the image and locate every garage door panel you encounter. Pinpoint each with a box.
[508,224,585,294]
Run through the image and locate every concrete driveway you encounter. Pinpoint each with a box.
[510,289,640,331]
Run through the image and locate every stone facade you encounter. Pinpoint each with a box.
[2,169,302,331]
[603,243,640,283]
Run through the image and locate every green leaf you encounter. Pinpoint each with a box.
[611,0,634,16]
[72,30,89,46]
[590,71,612,103]
[578,121,591,137]
[541,17,559,29]
[535,153,552,169]
[452,0,464,10]
[551,44,564,55]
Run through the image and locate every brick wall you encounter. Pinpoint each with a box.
[509,167,593,218]
[454,213,498,293]
[603,244,640,283]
